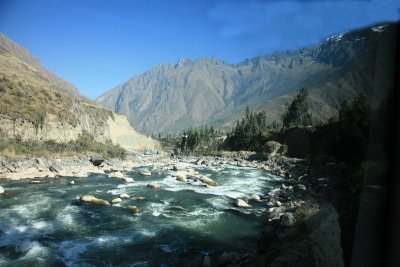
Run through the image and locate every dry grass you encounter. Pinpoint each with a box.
[0,148,17,158]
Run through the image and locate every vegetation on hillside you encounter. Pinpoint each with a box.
[0,131,126,159]
[180,125,219,155]
[282,87,312,128]
[224,107,268,151]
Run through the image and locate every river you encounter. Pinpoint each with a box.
[0,161,282,266]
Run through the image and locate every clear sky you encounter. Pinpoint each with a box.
[0,0,399,99]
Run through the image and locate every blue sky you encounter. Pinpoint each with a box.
[0,0,399,99]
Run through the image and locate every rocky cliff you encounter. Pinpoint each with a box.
[97,23,397,134]
[0,33,159,151]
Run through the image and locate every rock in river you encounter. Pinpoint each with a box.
[109,171,124,178]
[79,195,110,206]
[119,193,131,199]
[147,182,161,189]
[200,176,218,186]
[123,177,134,184]
[128,205,140,214]
[140,171,151,176]
[173,171,187,182]
[170,205,184,211]
[0,186,4,194]
[236,198,252,208]
[111,198,122,204]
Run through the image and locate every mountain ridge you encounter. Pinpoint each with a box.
[97,23,396,134]
[0,33,159,151]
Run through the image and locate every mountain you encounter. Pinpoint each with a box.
[96,23,397,134]
[0,33,159,151]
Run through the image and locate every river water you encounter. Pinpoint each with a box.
[0,161,282,266]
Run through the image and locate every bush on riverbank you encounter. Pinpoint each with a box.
[0,131,126,159]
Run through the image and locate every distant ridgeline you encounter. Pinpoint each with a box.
[97,23,398,135]
[0,33,159,154]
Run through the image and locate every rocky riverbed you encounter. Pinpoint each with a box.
[0,151,346,266]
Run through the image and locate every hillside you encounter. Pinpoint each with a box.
[96,23,397,134]
[0,33,159,152]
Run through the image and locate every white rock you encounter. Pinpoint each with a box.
[79,195,110,206]
[111,198,122,204]
[0,186,4,194]
[173,171,187,182]
[123,177,134,184]
[140,172,151,176]
[235,198,252,208]
[119,193,130,199]
[147,182,160,189]
[249,194,261,202]
[109,171,124,178]
[69,180,75,185]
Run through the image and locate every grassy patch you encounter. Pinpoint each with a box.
[0,132,126,159]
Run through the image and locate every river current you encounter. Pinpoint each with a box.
[0,161,282,266]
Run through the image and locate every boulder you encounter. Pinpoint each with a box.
[79,195,110,206]
[263,140,287,158]
[137,196,146,201]
[89,155,104,166]
[236,198,252,208]
[249,194,261,202]
[147,182,161,189]
[111,198,122,204]
[0,186,4,194]
[109,171,124,178]
[140,171,152,176]
[69,180,75,185]
[119,193,130,199]
[170,205,184,211]
[280,212,296,227]
[128,205,140,214]
[196,158,206,165]
[200,176,218,186]
[174,172,187,182]
[49,164,63,173]
[123,177,134,184]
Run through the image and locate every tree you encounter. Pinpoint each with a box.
[282,87,312,128]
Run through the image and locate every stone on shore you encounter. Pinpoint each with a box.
[111,198,122,204]
[236,198,252,208]
[119,193,130,199]
[200,176,218,186]
[89,155,104,166]
[2,162,16,173]
[79,195,110,206]
[128,205,140,214]
[280,212,296,227]
[0,186,4,194]
[147,182,161,189]
[49,164,63,173]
